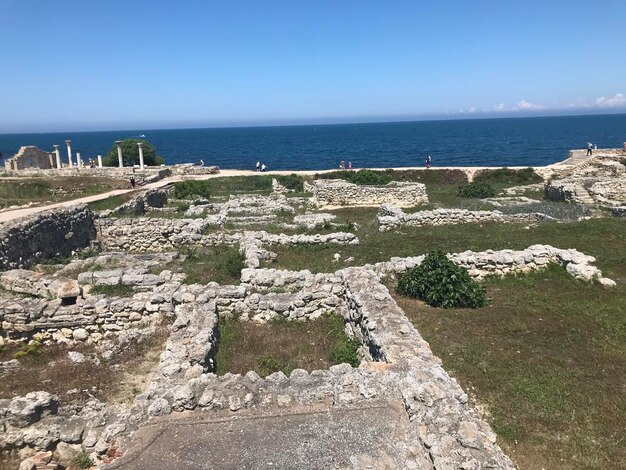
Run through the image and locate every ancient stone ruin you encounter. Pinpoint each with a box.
[4,147,56,171]
[0,160,622,469]
[308,179,429,208]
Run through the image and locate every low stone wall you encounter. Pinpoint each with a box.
[0,205,96,271]
[378,204,553,230]
[311,179,428,208]
[341,268,515,469]
[96,217,211,251]
[370,244,615,285]
[0,270,79,300]
[0,290,171,342]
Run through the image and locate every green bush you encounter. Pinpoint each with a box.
[317,169,391,186]
[71,452,94,469]
[397,251,487,308]
[13,341,43,359]
[103,138,164,167]
[330,337,360,367]
[215,247,246,280]
[474,167,542,185]
[458,180,496,198]
[275,174,304,192]
[620,158,626,168]
[172,180,212,199]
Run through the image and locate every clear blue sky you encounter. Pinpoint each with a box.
[1,0,625,133]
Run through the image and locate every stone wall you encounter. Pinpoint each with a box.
[0,205,96,271]
[0,166,171,182]
[369,244,615,285]
[4,146,54,171]
[96,217,213,251]
[311,179,428,208]
[341,268,515,469]
[0,288,172,342]
[378,204,553,230]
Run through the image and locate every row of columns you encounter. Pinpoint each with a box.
[52,140,145,170]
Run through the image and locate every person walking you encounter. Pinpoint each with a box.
[261,163,267,172]
[129,174,136,189]
[256,161,261,172]
[425,155,432,169]
[348,161,352,170]
[587,142,593,156]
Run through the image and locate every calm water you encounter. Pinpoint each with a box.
[1,114,625,171]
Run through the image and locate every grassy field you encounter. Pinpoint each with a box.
[263,206,626,469]
[395,262,626,470]
[215,313,359,376]
[0,176,129,208]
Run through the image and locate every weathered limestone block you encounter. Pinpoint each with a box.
[0,270,79,300]
[378,204,554,230]
[311,179,428,208]
[0,205,96,271]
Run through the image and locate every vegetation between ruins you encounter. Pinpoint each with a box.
[397,251,487,308]
[0,177,130,209]
[215,313,359,376]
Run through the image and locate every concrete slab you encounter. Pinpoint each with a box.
[110,405,430,470]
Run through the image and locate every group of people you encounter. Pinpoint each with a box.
[255,161,267,172]
[339,161,353,170]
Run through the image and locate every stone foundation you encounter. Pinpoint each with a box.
[310,179,428,208]
[0,205,96,271]
[378,204,553,230]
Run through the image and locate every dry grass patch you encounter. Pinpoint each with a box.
[215,313,359,377]
[0,322,170,406]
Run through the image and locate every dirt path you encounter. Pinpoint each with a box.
[0,165,540,224]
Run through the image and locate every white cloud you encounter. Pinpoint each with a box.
[595,93,626,108]
[493,103,506,112]
[468,106,477,113]
[513,100,546,111]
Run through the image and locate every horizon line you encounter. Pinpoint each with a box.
[2,109,626,136]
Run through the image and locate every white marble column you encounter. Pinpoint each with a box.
[77,152,82,168]
[65,140,73,167]
[137,142,145,170]
[115,141,123,168]
[97,155,103,168]
[53,145,61,169]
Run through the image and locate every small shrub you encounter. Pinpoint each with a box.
[76,246,101,259]
[275,174,304,192]
[458,180,496,198]
[620,158,626,168]
[317,169,391,186]
[258,355,291,376]
[13,341,43,359]
[173,180,212,199]
[475,167,542,185]
[330,337,360,367]
[215,247,245,280]
[71,452,94,469]
[397,251,487,308]
[89,284,135,297]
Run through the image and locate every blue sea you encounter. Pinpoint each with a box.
[1,114,625,171]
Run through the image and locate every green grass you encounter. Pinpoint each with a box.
[89,284,135,297]
[171,175,305,199]
[215,313,358,376]
[395,260,626,469]
[177,246,245,285]
[0,176,129,208]
[87,192,135,211]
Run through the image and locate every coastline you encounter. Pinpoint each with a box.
[1,147,623,223]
